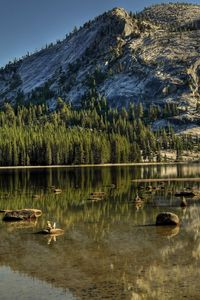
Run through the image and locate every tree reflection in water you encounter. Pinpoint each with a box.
[0,164,200,299]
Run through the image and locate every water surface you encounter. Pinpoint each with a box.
[1,163,200,299]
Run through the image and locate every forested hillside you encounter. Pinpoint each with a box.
[0,99,199,166]
[0,3,199,165]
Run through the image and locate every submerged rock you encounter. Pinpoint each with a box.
[3,209,42,222]
[156,212,179,226]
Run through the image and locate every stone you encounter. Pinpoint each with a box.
[3,209,42,222]
[156,212,179,226]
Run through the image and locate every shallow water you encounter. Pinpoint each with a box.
[0,163,200,299]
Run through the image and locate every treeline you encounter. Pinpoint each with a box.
[0,98,199,166]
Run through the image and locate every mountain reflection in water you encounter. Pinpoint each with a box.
[0,163,200,300]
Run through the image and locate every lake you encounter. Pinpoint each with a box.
[1,163,200,300]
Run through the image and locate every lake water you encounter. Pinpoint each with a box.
[1,164,200,300]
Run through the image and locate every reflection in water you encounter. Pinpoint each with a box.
[156,225,180,238]
[0,163,200,299]
[47,234,58,245]
[5,219,37,232]
[0,266,75,300]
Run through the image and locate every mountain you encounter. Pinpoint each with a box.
[0,3,200,134]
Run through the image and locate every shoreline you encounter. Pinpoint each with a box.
[0,161,199,170]
[131,177,200,182]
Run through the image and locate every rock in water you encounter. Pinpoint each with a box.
[156,212,179,226]
[3,209,42,222]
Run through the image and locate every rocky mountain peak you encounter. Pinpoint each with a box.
[108,7,130,18]
[100,6,138,37]
[0,2,200,134]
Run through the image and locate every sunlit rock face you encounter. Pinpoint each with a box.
[0,3,200,133]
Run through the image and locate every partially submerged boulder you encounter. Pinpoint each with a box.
[3,209,42,222]
[156,212,179,226]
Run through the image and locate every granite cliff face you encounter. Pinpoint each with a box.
[0,3,200,133]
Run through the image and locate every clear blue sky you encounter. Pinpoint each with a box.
[0,0,199,67]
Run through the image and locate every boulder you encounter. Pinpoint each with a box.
[156,212,179,226]
[3,209,42,222]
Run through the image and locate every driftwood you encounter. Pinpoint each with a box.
[2,209,42,222]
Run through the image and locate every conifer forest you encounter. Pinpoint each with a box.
[0,97,199,166]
